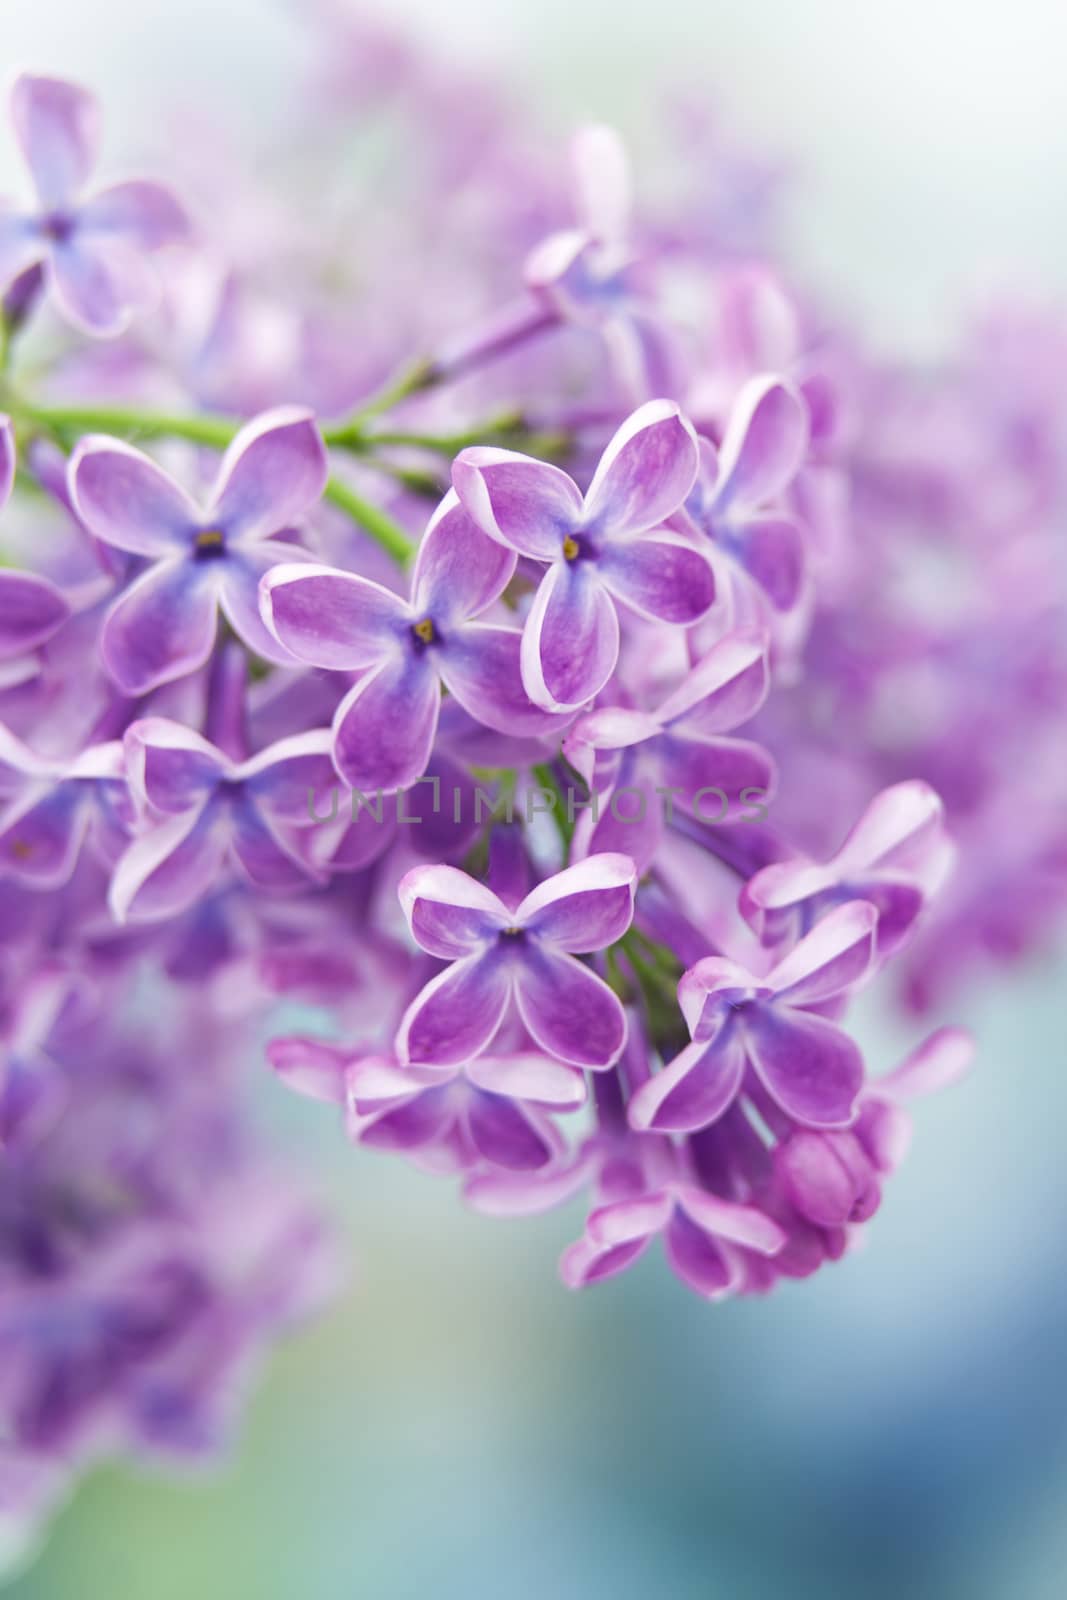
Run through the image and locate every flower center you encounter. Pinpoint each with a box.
[194,528,227,559]
[562,535,581,561]
[500,926,526,941]
[411,617,436,647]
[41,211,74,244]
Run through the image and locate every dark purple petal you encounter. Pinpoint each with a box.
[398,864,508,958]
[522,560,619,712]
[0,572,70,660]
[597,534,715,623]
[451,448,583,561]
[124,719,227,814]
[358,1085,454,1152]
[260,562,405,670]
[513,944,627,1068]
[10,74,98,210]
[100,559,219,695]
[397,952,512,1067]
[70,436,199,555]
[411,491,516,623]
[78,179,187,247]
[663,1208,736,1299]
[742,1004,864,1127]
[659,733,777,822]
[518,853,636,951]
[331,650,440,794]
[438,624,564,736]
[209,408,328,546]
[712,377,809,512]
[627,1032,746,1133]
[466,1090,556,1170]
[0,782,87,888]
[582,400,699,535]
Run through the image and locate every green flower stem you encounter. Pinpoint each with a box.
[531,762,575,859]
[321,477,415,564]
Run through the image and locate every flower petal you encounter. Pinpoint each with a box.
[331,651,440,794]
[11,74,98,210]
[582,400,698,535]
[209,407,328,545]
[239,730,338,823]
[627,1032,746,1133]
[712,376,809,512]
[397,952,512,1067]
[835,780,946,876]
[260,562,405,670]
[768,899,878,1006]
[69,436,199,555]
[675,1187,786,1254]
[231,798,316,891]
[397,864,508,958]
[663,1208,737,1299]
[0,572,70,660]
[267,1036,352,1104]
[438,624,564,736]
[78,179,187,247]
[743,1004,864,1127]
[100,559,218,694]
[878,1026,975,1102]
[513,945,627,1068]
[0,212,45,291]
[736,515,805,610]
[0,415,14,510]
[521,560,619,712]
[659,733,777,822]
[451,448,582,561]
[0,782,87,888]
[466,1053,586,1110]
[517,852,636,951]
[597,533,715,623]
[109,805,228,923]
[657,631,771,734]
[48,234,155,336]
[466,1090,557,1170]
[124,718,227,814]
[560,1233,652,1288]
[572,123,630,243]
[218,542,313,664]
[411,490,516,623]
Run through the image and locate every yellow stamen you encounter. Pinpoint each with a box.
[195,528,226,551]
[413,618,435,644]
[562,535,580,561]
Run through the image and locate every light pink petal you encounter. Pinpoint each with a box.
[834,781,945,876]
[11,74,98,209]
[78,179,187,247]
[582,400,699,535]
[517,853,636,952]
[267,1036,353,1104]
[209,407,328,545]
[331,651,440,795]
[572,123,630,243]
[521,560,619,712]
[100,558,219,695]
[69,435,199,555]
[398,864,509,958]
[657,630,771,734]
[769,899,878,1005]
[260,562,406,670]
[627,1033,746,1133]
[597,533,715,624]
[712,376,809,512]
[878,1026,975,1102]
[466,1053,587,1110]
[451,447,583,562]
[411,490,516,623]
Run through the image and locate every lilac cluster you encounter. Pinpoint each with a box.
[9,13,1062,1547]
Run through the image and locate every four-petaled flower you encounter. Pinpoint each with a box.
[0,723,128,888]
[110,717,338,922]
[69,408,328,694]
[628,900,878,1134]
[452,399,713,711]
[260,490,562,794]
[396,855,637,1069]
[741,779,954,954]
[0,73,187,336]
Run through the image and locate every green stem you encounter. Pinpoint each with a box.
[328,358,438,437]
[321,478,415,564]
[531,763,574,859]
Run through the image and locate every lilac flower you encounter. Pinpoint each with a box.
[109,717,338,922]
[270,1035,583,1174]
[0,573,71,664]
[0,724,128,889]
[681,377,810,614]
[741,780,954,955]
[628,900,878,1134]
[524,125,680,398]
[396,855,636,1069]
[564,629,775,870]
[260,491,562,794]
[452,400,711,710]
[69,408,328,694]
[0,74,187,336]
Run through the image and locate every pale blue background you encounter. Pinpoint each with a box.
[2,4,1065,1595]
